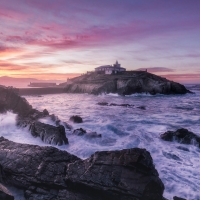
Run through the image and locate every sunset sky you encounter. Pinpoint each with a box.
[0,0,200,83]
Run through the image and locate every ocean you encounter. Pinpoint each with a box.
[0,84,200,200]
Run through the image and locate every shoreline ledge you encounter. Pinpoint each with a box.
[0,137,165,200]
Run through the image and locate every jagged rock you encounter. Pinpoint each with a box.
[66,148,165,200]
[0,85,70,146]
[0,86,32,116]
[173,196,186,200]
[29,121,68,145]
[73,128,101,138]
[0,137,79,192]
[73,128,86,136]
[160,128,200,147]
[0,137,165,200]
[70,115,83,123]
[0,183,14,200]
[61,71,192,95]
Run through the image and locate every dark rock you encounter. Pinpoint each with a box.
[173,196,187,200]
[162,151,181,161]
[29,121,68,145]
[73,128,101,138]
[70,115,83,123]
[0,137,79,199]
[62,71,192,95]
[0,86,32,116]
[66,148,165,200]
[0,85,69,146]
[85,132,102,138]
[137,106,146,110]
[0,137,165,200]
[176,146,190,152]
[0,183,14,200]
[73,128,86,136]
[97,102,108,106]
[43,109,49,116]
[161,128,200,147]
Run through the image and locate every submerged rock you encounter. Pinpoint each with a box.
[0,183,14,200]
[70,115,83,123]
[160,128,200,147]
[73,128,101,138]
[61,71,192,95]
[173,196,187,200]
[97,102,134,107]
[0,137,165,200]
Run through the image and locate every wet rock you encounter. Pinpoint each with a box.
[0,86,32,116]
[73,128,86,136]
[137,106,146,110]
[73,128,101,138]
[173,196,187,200]
[43,109,49,116]
[161,128,200,147]
[0,137,165,200]
[162,151,181,161]
[66,148,165,200]
[70,115,83,123]
[29,121,68,145]
[176,146,190,152]
[97,102,108,106]
[0,183,14,200]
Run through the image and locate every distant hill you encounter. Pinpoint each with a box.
[0,76,63,88]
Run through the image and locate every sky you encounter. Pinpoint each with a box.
[0,0,200,83]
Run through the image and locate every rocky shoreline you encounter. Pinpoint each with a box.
[0,85,189,199]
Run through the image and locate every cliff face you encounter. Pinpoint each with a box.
[60,71,191,95]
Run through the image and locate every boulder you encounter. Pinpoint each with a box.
[160,128,200,147]
[66,148,165,200]
[29,121,69,145]
[0,183,14,200]
[0,137,165,200]
[70,115,83,123]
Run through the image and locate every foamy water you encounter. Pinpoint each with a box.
[0,85,200,200]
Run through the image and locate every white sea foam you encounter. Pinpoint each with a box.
[0,89,200,200]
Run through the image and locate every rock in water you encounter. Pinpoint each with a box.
[0,137,165,200]
[0,183,14,200]
[61,71,192,95]
[70,115,83,123]
[0,85,69,146]
[161,128,200,147]
[29,121,68,145]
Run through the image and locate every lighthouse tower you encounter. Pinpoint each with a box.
[113,60,121,68]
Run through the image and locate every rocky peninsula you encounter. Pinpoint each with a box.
[60,71,191,95]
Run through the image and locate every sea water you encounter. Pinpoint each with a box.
[0,85,200,200]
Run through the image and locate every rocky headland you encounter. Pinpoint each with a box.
[60,71,191,95]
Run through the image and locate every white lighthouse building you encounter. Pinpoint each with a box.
[94,61,126,74]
